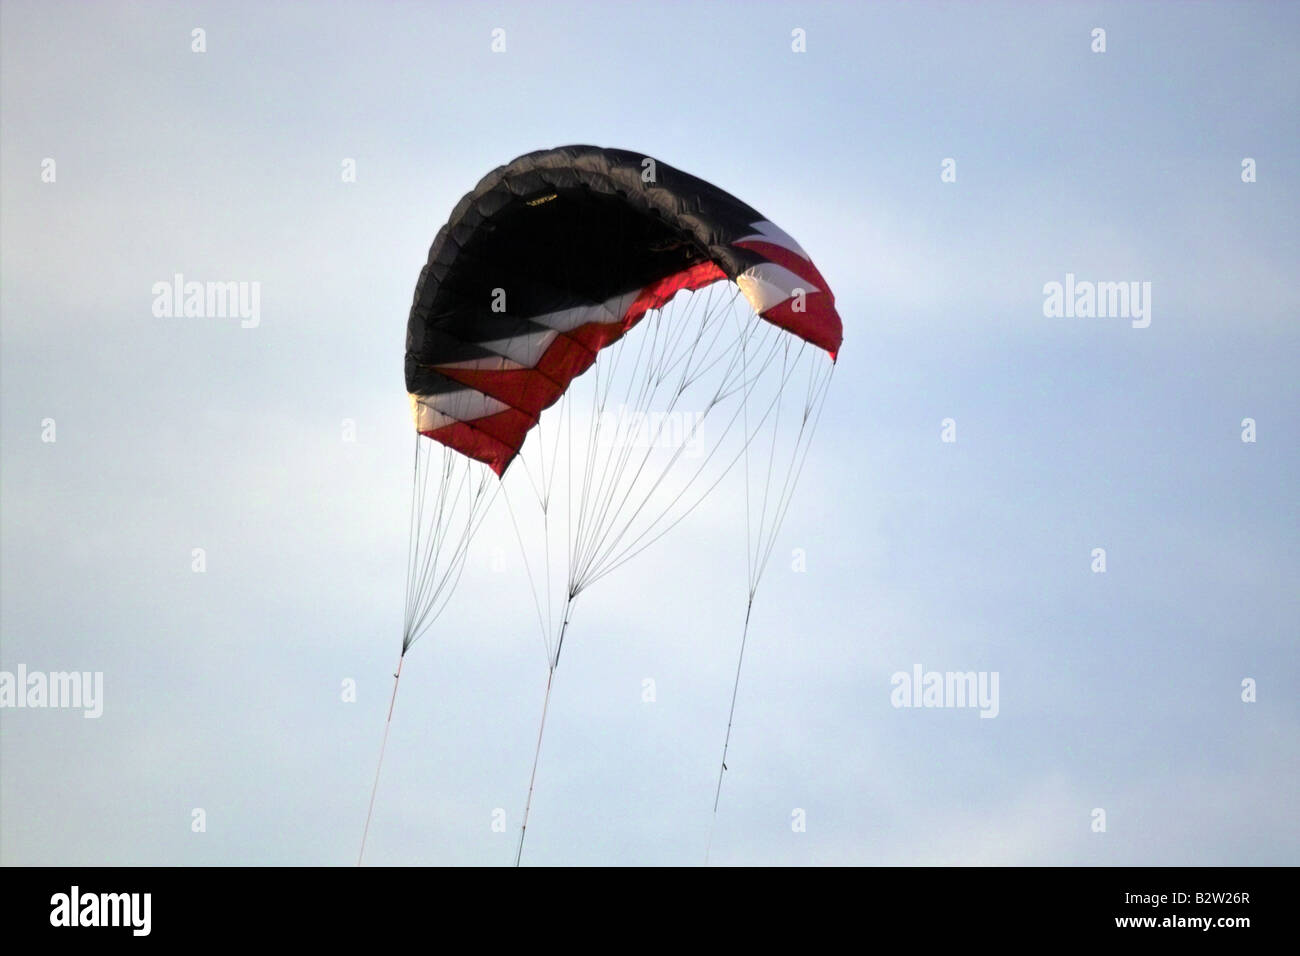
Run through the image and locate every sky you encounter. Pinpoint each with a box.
[1,0,1296,866]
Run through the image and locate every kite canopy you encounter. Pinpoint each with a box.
[405,145,842,475]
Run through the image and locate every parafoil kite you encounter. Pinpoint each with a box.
[365,146,842,866]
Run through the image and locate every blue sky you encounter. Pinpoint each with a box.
[1,1,1296,865]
